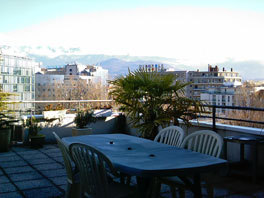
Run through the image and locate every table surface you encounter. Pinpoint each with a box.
[62,134,227,177]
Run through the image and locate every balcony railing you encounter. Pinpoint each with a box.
[3,100,264,131]
[200,105,264,130]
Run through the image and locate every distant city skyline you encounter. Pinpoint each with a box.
[1,0,264,73]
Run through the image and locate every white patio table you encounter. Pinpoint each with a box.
[62,134,227,198]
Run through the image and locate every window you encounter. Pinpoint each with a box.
[69,69,72,72]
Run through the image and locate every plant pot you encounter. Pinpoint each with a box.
[0,128,11,152]
[29,134,46,148]
[72,127,92,136]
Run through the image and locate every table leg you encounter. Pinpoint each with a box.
[193,174,202,198]
[252,143,258,183]
[240,143,244,162]
[136,177,152,198]
[223,140,227,160]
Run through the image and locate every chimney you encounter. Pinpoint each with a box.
[197,69,199,72]
[208,64,211,72]
[223,67,225,71]
[231,68,233,72]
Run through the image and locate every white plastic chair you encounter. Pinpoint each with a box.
[154,126,186,147]
[180,130,223,157]
[160,130,223,198]
[70,143,137,198]
[53,132,80,198]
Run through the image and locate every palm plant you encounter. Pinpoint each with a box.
[109,69,203,140]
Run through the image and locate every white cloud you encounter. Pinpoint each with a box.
[2,6,264,66]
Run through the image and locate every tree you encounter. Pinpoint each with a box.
[109,69,203,140]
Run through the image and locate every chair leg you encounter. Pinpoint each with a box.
[152,178,161,198]
[205,182,214,198]
[66,182,80,198]
[179,187,185,198]
[126,175,131,185]
[170,185,177,198]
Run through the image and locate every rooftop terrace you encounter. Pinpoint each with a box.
[1,144,264,198]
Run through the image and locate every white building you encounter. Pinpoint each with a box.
[0,50,40,111]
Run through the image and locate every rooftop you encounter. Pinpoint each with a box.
[1,144,264,198]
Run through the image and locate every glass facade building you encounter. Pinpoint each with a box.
[0,52,39,111]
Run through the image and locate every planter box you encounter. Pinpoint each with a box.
[72,127,92,136]
[29,134,46,148]
[43,110,67,120]
[0,128,11,152]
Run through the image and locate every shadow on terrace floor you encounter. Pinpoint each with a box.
[0,144,264,198]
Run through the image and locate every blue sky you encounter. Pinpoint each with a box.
[1,0,264,72]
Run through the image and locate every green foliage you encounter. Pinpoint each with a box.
[0,90,18,128]
[74,109,97,129]
[109,69,203,140]
[25,116,42,137]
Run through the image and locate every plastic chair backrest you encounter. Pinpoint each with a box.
[70,143,118,198]
[154,126,186,147]
[53,132,75,184]
[180,130,223,158]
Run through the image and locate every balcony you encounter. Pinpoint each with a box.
[1,101,264,197]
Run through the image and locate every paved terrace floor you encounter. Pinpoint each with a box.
[0,144,264,198]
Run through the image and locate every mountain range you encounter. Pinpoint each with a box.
[1,45,264,80]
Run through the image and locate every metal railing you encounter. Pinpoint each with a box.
[4,100,264,130]
[200,105,264,131]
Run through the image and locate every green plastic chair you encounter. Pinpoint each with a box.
[70,143,136,198]
[53,132,80,198]
[154,126,186,147]
[159,130,223,198]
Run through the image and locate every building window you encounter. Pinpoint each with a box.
[69,69,72,72]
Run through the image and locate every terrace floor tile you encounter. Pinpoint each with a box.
[18,150,42,156]
[40,168,67,178]
[0,155,22,163]
[14,178,53,190]
[50,176,68,186]
[46,152,62,158]
[22,186,63,198]
[4,166,35,174]
[0,160,28,168]
[25,158,55,165]
[0,175,10,184]
[0,151,17,157]
[11,146,34,153]
[9,171,43,182]
[21,153,48,160]
[40,148,60,154]
[0,182,17,193]
[0,191,23,198]
[33,163,64,171]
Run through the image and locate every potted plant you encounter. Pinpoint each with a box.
[0,91,19,152]
[25,116,45,148]
[72,109,97,136]
[0,113,19,152]
[109,69,204,140]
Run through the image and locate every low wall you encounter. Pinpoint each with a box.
[180,121,264,168]
[37,114,120,143]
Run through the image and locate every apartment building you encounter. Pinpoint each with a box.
[0,50,40,111]
[35,64,108,109]
[187,65,242,101]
